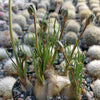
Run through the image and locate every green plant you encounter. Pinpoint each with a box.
[30,19,58,84]
[8,0,33,91]
[55,14,94,100]
[27,5,66,85]
[68,47,84,100]
[9,0,95,99]
[0,77,16,99]
[27,6,71,100]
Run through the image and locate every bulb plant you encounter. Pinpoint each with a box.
[9,0,95,99]
[55,14,94,100]
[9,0,33,93]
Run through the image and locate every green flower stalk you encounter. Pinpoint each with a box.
[9,0,33,92]
[9,0,16,53]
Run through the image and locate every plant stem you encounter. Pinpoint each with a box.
[65,24,88,69]
[9,0,15,51]
[51,18,67,65]
[60,50,70,68]
[59,18,66,41]
[9,0,19,65]
[70,25,87,60]
[33,14,39,52]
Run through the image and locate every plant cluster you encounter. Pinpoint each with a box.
[8,0,95,99]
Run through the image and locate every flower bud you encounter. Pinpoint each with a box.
[86,14,95,26]
[61,9,68,20]
[39,20,47,32]
[28,5,35,15]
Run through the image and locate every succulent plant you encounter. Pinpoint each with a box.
[77,2,86,9]
[28,23,40,33]
[89,0,99,5]
[78,5,89,12]
[79,9,92,21]
[64,31,78,45]
[96,12,100,20]
[0,77,16,99]
[24,33,35,46]
[92,7,100,15]
[4,58,17,75]
[0,11,8,21]
[12,4,18,13]
[36,11,45,19]
[68,10,76,19]
[48,17,56,23]
[49,12,58,18]
[0,0,3,5]
[19,10,30,22]
[24,3,36,10]
[49,20,59,29]
[12,23,22,36]
[13,14,27,29]
[83,24,100,46]
[31,0,39,4]
[37,2,46,9]
[78,0,86,2]
[38,8,46,14]
[90,3,99,10]
[91,79,100,99]
[52,0,64,5]
[15,1,25,10]
[0,30,18,48]
[0,48,8,60]
[87,45,100,60]
[0,5,4,11]
[3,0,12,9]
[40,0,50,7]
[87,60,100,78]
[66,19,80,33]
[97,16,100,25]
[62,2,75,11]
[0,20,7,30]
